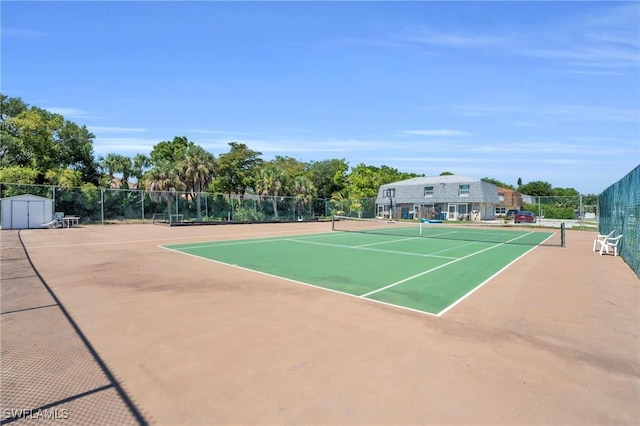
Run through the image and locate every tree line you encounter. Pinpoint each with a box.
[1,94,595,216]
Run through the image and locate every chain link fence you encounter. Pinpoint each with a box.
[0,183,380,225]
[0,182,602,230]
[522,195,598,230]
[598,165,639,277]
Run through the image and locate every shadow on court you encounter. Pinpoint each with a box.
[0,230,149,425]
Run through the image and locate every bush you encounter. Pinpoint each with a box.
[522,203,574,219]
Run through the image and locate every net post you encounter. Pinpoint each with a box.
[331,215,335,231]
[561,222,566,247]
[419,220,423,237]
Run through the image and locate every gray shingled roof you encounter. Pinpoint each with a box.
[376,175,499,204]
[388,175,479,186]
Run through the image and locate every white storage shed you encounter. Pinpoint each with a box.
[1,194,54,229]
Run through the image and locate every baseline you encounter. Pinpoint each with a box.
[360,232,536,298]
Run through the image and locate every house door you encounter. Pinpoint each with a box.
[448,203,469,220]
[448,204,457,220]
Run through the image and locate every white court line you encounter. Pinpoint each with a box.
[14,229,332,250]
[170,237,286,250]
[360,231,536,298]
[287,238,459,260]
[169,228,412,251]
[160,245,440,317]
[357,236,419,247]
[175,233,459,260]
[421,230,460,238]
[423,229,527,241]
[427,239,486,256]
[436,231,557,316]
[161,229,552,317]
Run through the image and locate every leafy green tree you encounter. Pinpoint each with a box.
[149,136,194,166]
[54,121,98,184]
[305,159,349,200]
[0,95,98,183]
[270,156,306,186]
[45,168,85,216]
[552,187,579,197]
[346,164,378,198]
[347,163,421,198]
[179,145,216,221]
[45,168,83,187]
[481,177,514,190]
[517,177,522,187]
[0,94,28,119]
[210,142,263,194]
[1,96,29,169]
[440,171,454,176]
[6,107,63,173]
[518,180,553,197]
[0,165,38,184]
[582,194,598,206]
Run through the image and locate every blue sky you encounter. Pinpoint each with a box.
[2,1,639,194]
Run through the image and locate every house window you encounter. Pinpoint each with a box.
[383,188,395,198]
[424,186,434,197]
[496,206,506,215]
[459,185,470,196]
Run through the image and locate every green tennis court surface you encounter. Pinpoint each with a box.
[163,225,556,316]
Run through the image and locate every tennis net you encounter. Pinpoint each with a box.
[331,215,561,246]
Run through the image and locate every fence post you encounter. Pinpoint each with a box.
[100,188,104,225]
[538,197,542,225]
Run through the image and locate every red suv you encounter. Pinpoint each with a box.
[514,211,536,223]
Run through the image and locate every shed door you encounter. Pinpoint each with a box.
[10,200,46,229]
[28,200,46,228]
[10,201,29,229]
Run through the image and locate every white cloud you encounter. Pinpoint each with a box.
[88,126,147,133]
[93,137,159,155]
[518,45,639,66]
[454,103,639,123]
[2,28,48,38]
[46,107,96,119]
[187,129,248,135]
[403,129,471,136]
[404,26,505,48]
[517,4,639,71]
[197,137,386,155]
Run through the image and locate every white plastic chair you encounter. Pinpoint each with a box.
[593,230,615,252]
[600,235,623,256]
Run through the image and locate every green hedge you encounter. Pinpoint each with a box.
[522,203,575,219]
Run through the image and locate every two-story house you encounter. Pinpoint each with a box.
[376,175,500,221]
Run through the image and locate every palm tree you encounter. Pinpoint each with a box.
[98,153,132,188]
[256,164,285,220]
[179,146,215,221]
[293,176,316,220]
[98,154,118,187]
[330,191,350,216]
[144,164,186,222]
[132,154,151,188]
